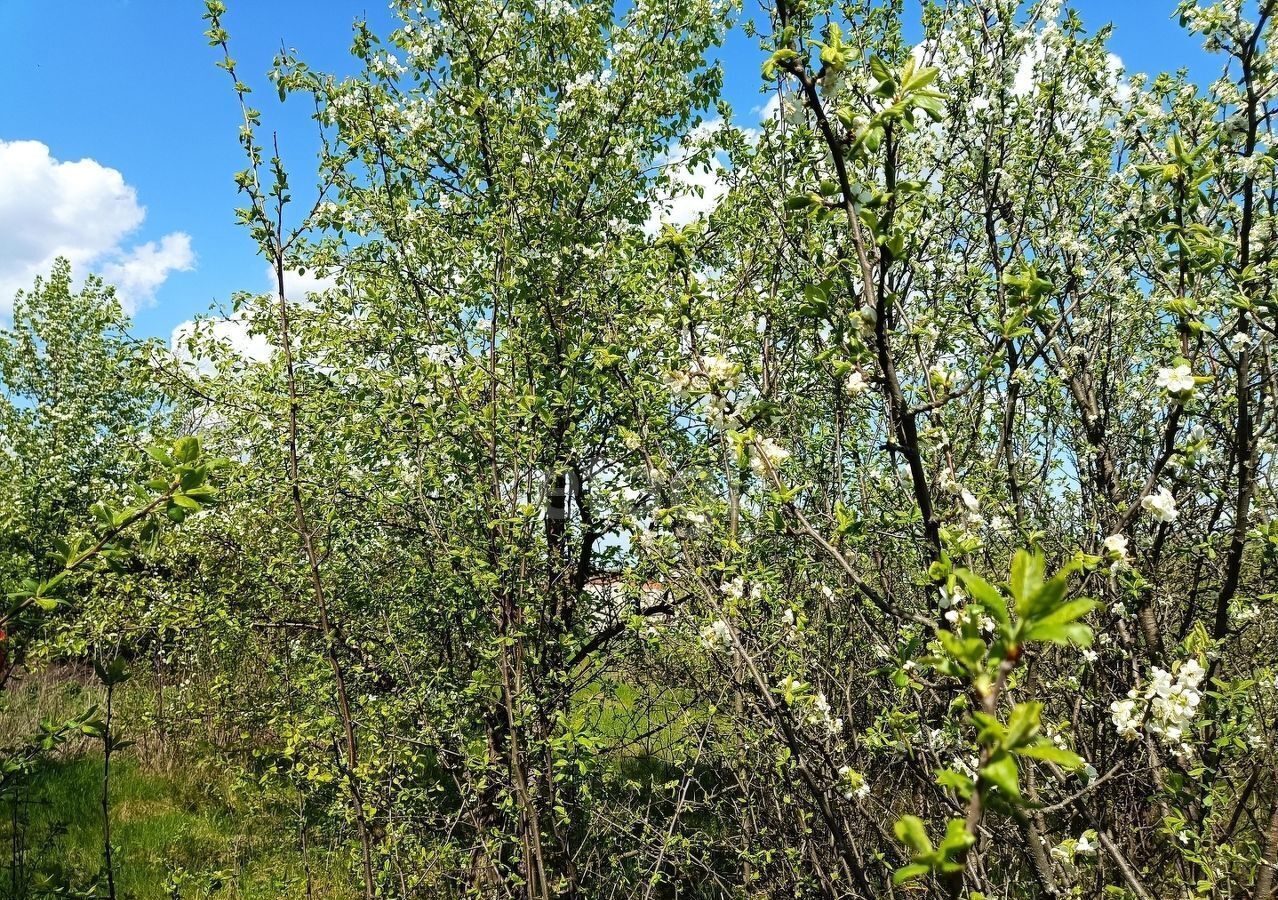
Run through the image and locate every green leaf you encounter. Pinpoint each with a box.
[1021,575,1068,621]
[1021,621,1093,647]
[937,629,986,670]
[784,193,822,211]
[94,657,131,686]
[1009,549,1044,610]
[1005,702,1043,749]
[894,815,933,855]
[144,446,174,466]
[936,768,975,799]
[892,863,931,885]
[182,486,217,504]
[1033,598,1101,627]
[1015,739,1085,769]
[938,819,975,856]
[904,66,939,92]
[762,48,801,80]
[972,711,1007,746]
[173,436,201,464]
[981,751,1020,801]
[956,570,1009,626]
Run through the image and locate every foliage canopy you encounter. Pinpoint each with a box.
[5,0,1278,897]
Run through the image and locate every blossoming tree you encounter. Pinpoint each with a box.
[18,0,1274,896]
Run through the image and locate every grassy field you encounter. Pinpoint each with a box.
[1,753,357,899]
[0,668,356,899]
[0,670,712,897]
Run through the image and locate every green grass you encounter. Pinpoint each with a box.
[1,753,356,899]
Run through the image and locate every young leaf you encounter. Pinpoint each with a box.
[1009,549,1045,610]
[894,815,933,855]
[1015,740,1085,770]
[981,751,1021,801]
[956,570,1010,626]
[1005,702,1043,749]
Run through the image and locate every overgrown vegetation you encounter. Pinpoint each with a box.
[2,750,355,898]
[4,0,1278,896]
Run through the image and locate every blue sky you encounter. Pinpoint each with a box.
[0,1,1210,341]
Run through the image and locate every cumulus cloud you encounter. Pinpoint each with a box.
[644,122,733,233]
[645,158,728,232]
[266,264,339,299]
[1010,33,1127,103]
[170,312,273,373]
[168,266,337,370]
[757,93,782,122]
[0,139,194,314]
[1011,40,1044,98]
[101,234,195,306]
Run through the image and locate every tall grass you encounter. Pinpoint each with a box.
[1,668,356,899]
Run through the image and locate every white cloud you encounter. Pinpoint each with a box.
[264,264,338,299]
[170,312,273,372]
[0,139,194,314]
[646,159,728,232]
[756,93,782,122]
[644,121,732,233]
[1010,31,1127,103]
[1107,53,1131,105]
[756,88,807,130]
[101,233,195,305]
[1012,40,1044,98]
[168,266,336,370]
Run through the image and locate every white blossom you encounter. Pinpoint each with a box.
[1155,364,1197,397]
[664,370,692,396]
[1109,697,1142,740]
[837,765,870,799]
[809,691,843,735]
[1141,486,1179,523]
[699,354,738,384]
[700,619,732,650]
[1103,533,1130,567]
[722,576,751,601]
[1110,658,1206,753]
[750,437,791,477]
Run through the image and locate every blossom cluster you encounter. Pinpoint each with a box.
[749,436,791,479]
[1102,533,1130,569]
[699,618,732,650]
[809,690,844,737]
[1110,658,1207,754]
[836,765,870,800]
[1141,485,1179,523]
